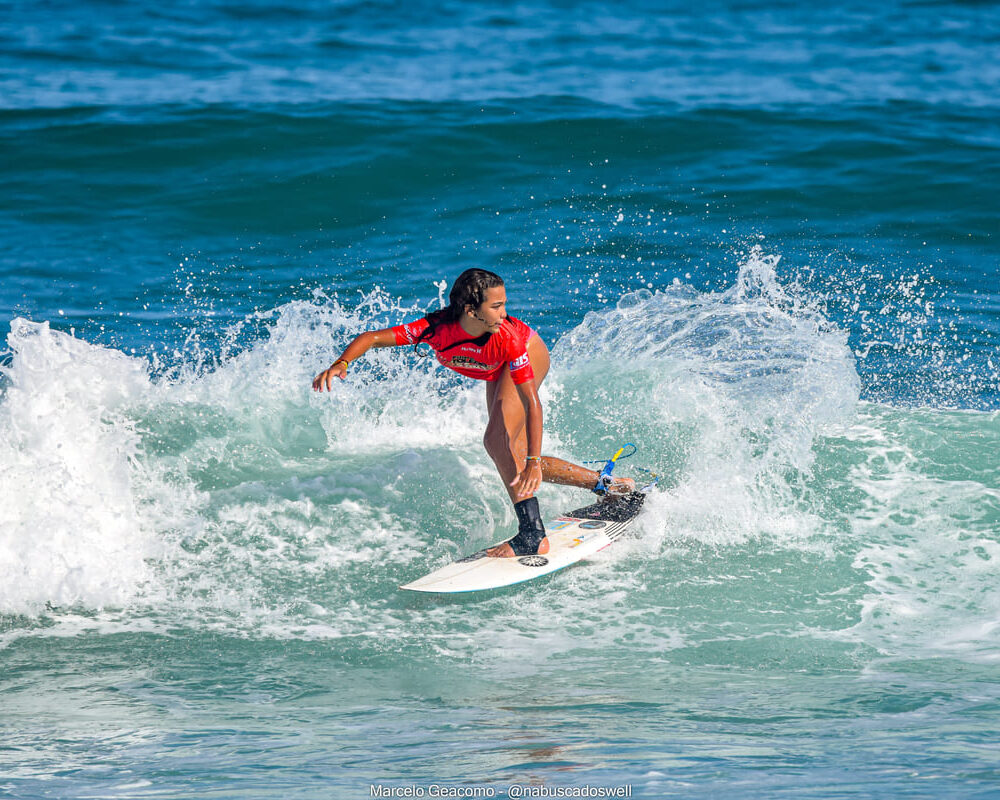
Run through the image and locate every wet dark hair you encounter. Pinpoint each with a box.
[415,268,505,354]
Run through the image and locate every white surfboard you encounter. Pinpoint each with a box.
[400,491,647,593]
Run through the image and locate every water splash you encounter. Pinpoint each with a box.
[2,257,998,670]
[0,320,155,614]
[552,246,860,547]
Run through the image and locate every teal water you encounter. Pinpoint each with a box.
[2,1,1000,798]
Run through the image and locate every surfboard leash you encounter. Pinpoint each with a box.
[583,443,660,494]
[634,465,661,493]
[584,442,636,495]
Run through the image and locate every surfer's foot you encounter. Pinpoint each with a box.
[600,477,636,497]
[487,536,550,559]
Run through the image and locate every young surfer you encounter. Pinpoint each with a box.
[312,268,633,557]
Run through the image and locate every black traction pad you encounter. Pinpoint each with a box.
[567,490,646,523]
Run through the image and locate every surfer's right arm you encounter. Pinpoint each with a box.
[312,327,398,391]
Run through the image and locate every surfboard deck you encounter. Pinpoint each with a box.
[400,491,648,593]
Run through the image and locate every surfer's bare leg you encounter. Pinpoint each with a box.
[538,457,635,494]
[484,336,550,557]
[482,336,550,502]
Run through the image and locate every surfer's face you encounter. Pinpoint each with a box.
[468,286,507,333]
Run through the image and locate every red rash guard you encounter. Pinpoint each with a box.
[391,315,536,385]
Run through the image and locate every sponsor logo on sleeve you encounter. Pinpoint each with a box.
[510,352,530,371]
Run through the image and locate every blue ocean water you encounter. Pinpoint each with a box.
[1,1,999,797]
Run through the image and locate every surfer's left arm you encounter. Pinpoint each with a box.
[509,379,544,498]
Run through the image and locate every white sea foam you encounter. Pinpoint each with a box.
[553,247,861,549]
[837,405,1000,661]
[0,319,155,614]
[2,255,998,669]
[0,250,863,635]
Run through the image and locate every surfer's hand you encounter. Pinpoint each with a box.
[312,361,348,391]
[510,460,543,499]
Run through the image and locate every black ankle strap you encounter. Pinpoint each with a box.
[510,496,546,555]
[507,526,545,555]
